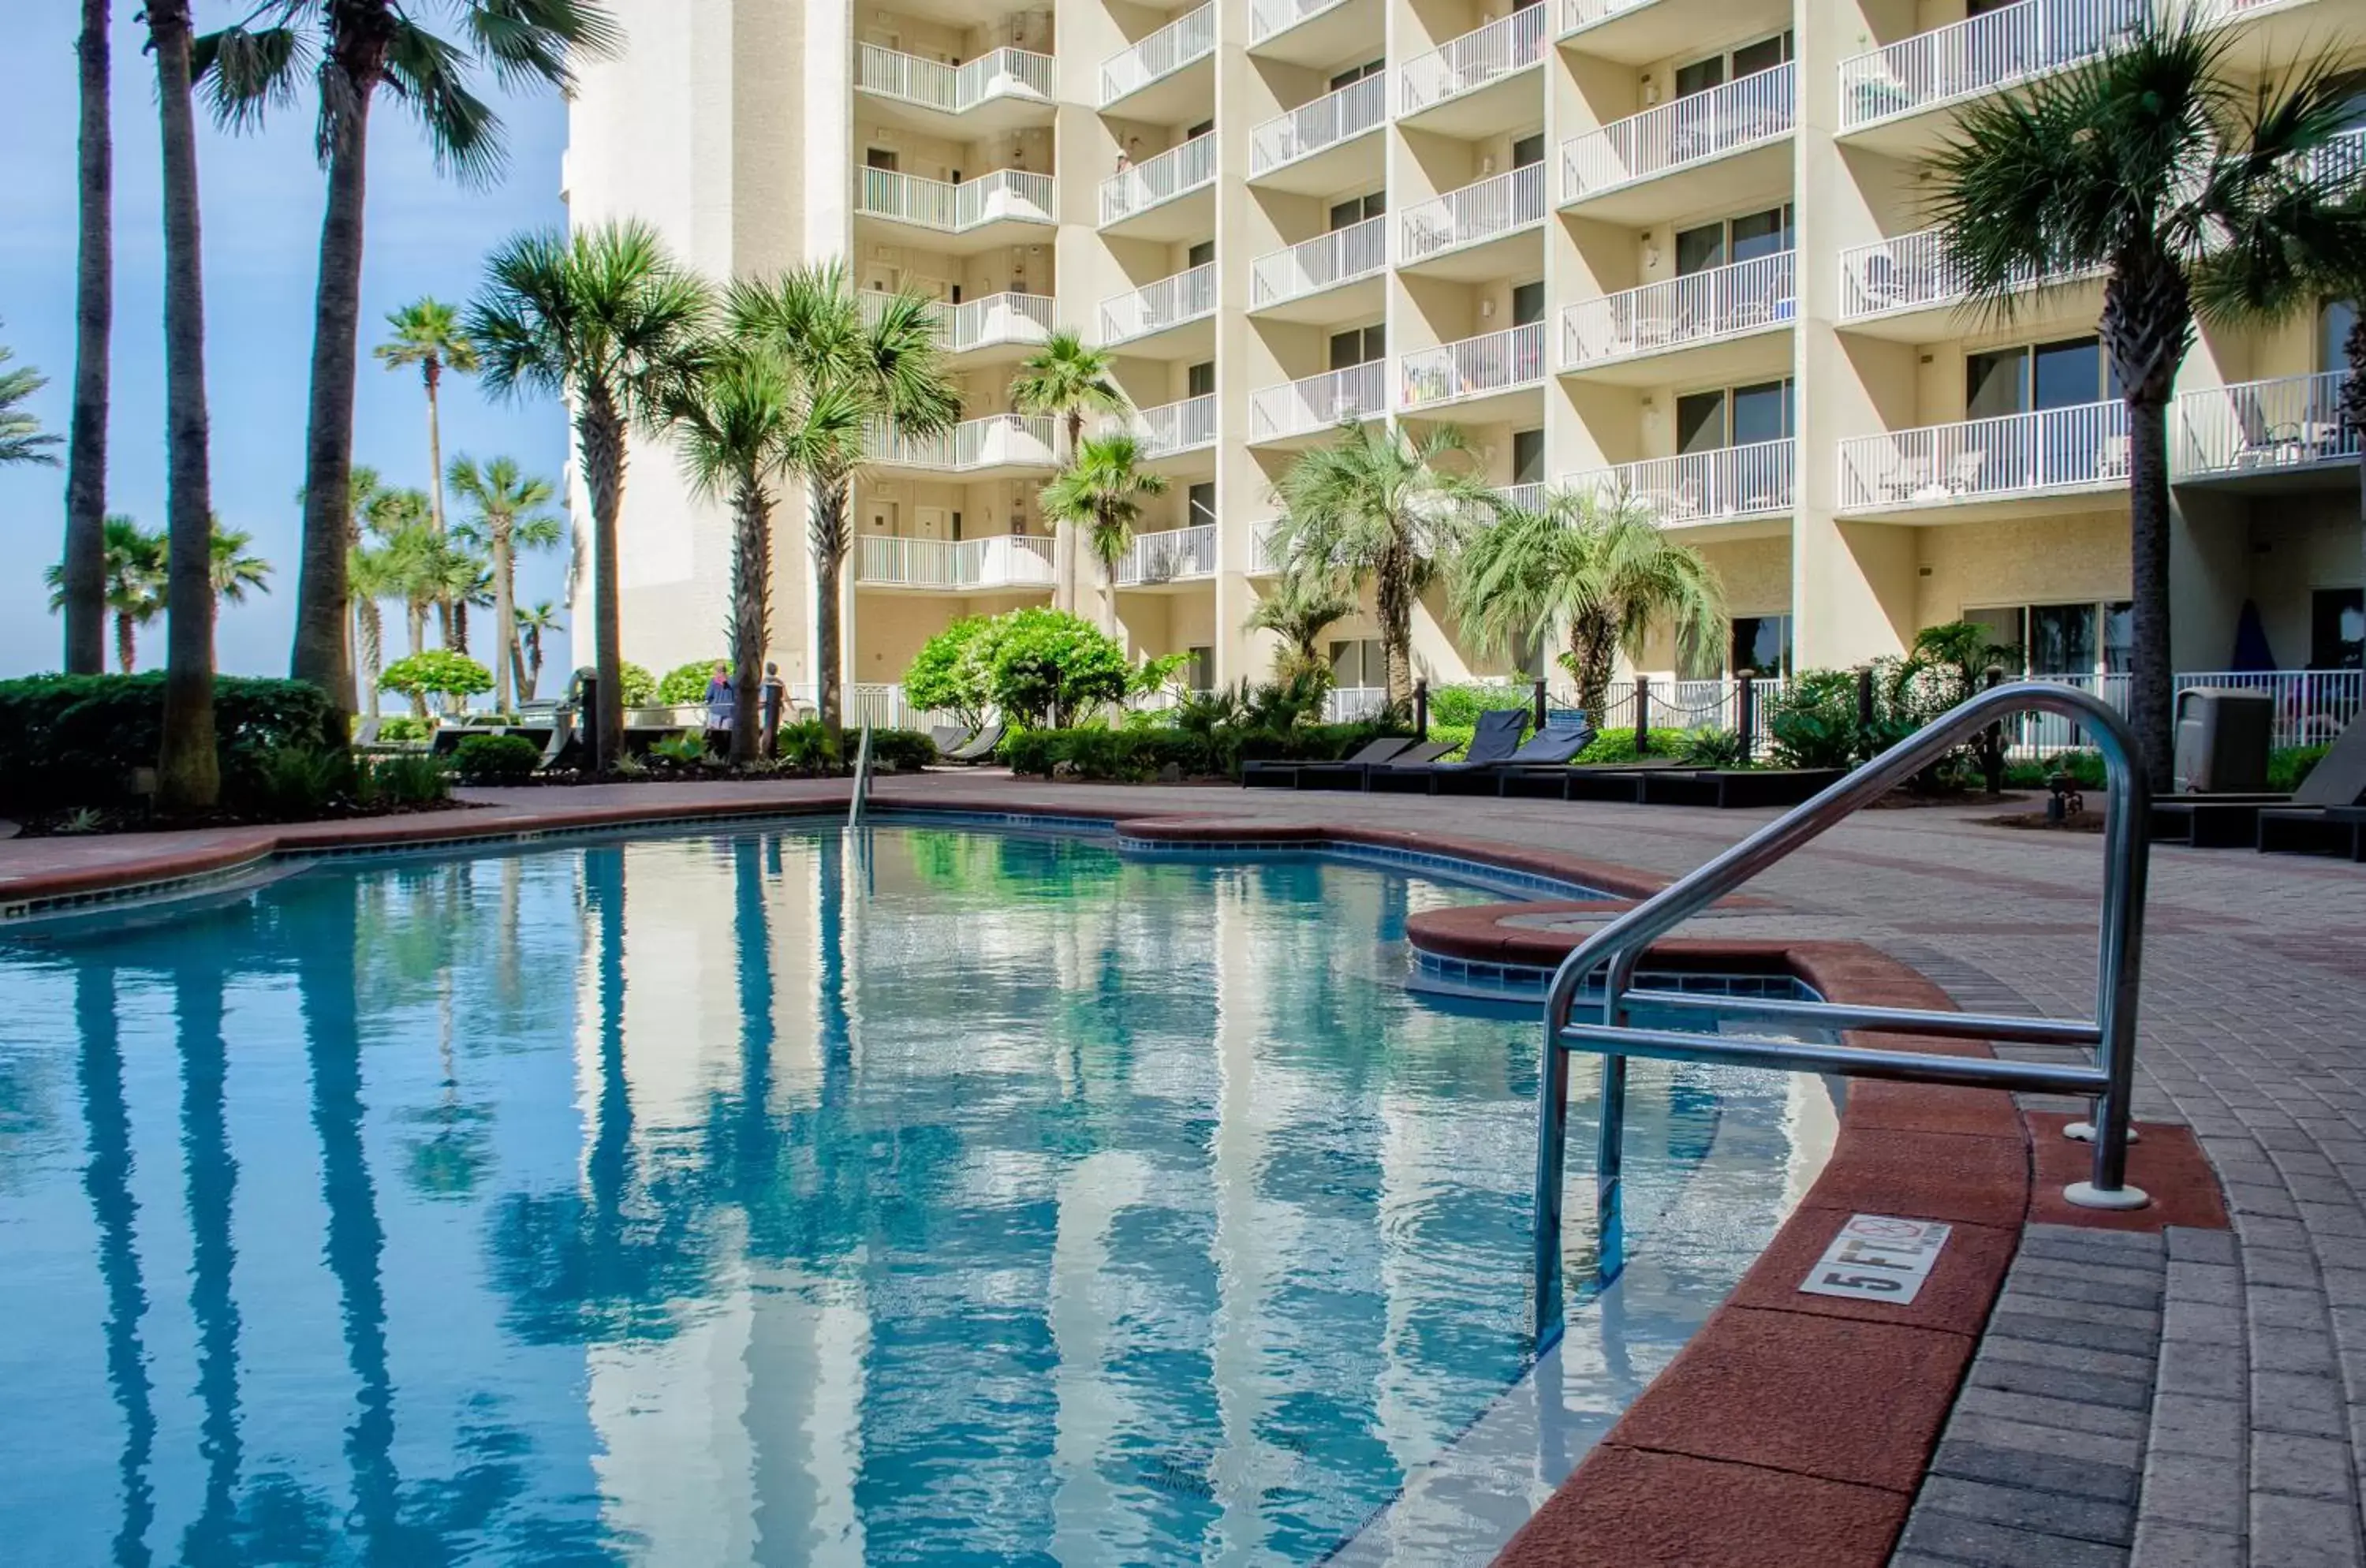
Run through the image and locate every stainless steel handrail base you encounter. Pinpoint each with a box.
[1618,990,2104,1047]
[1555,1022,2110,1095]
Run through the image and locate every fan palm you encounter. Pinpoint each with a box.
[732,262,959,741]
[1929,13,2366,788]
[514,602,562,700]
[468,220,711,770]
[207,525,272,604]
[61,0,112,676]
[45,515,164,674]
[196,0,619,747]
[448,454,562,715]
[1452,490,1726,728]
[1245,573,1359,688]
[1268,424,1489,707]
[0,336,59,468]
[1038,433,1168,633]
[1009,328,1127,461]
[348,543,403,719]
[375,299,478,540]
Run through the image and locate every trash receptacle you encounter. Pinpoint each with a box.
[2174,686,2274,793]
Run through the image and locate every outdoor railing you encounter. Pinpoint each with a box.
[1838,0,2145,132]
[867,413,1061,472]
[1561,251,1794,367]
[1250,518,1288,573]
[1100,134,1218,225]
[2310,127,2366,194]
[1575,675,1792,744]
[1399,5,1549,117]
[854,533,1058,590]
[846,683,960,732]
[1558,0,1656,35]
[1561,439,1797,525]
[856,43,1054,115]
[1251,74,1387,177]
[863,290,1055,354]
[1562,64,1793,202]
[1099,263,1218,345]
[2174,371,2358,479]
[1249,0,1349,43]
[1099,2,1217,106]
[1838,398,2130,510]
[1399,322,1547,410]
[1250,217,1387,308]
[1113,523,1219,585]
[1399,164,1547,264]
[1325,685,1392,721]
[1975,670,2366,756]
[858,168,1055,233]
[1132,393,1219,457]
[1249,362,1386,440]
[1838,227,2098,321]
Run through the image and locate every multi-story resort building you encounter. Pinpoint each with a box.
[565,0,2364,725]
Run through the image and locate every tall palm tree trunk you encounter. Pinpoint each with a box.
[1376,544,1415,707]
[150,0,217,813]
[578,393,628,772]
[356,599,383,719]
[61,0,110,675]
[114,612,136,675]
[810,480,853,745]
[730,478,771,764]
[2345,315,2365,618]
[2125,395,2174,792]
[1568,617,1618,730]
[491,526,515,715]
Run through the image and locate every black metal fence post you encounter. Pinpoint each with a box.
[1635,674,1653,755]
[1531,678,1547,734]
[1737,672,1756,763]
[1414,679,1428,741]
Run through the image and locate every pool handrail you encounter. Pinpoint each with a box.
[849,722,875,827]
[1532,681,2152,1346]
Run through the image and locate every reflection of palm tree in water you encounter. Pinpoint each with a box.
[77,965,156,1568]
[174,959,245,1565]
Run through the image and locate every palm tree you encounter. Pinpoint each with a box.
[1452,490,1726,728]
[1038,432,1168,633]
[433,539,494,656]
[146,0,218,812]
[348,543,401,719]
[514,602,562,700]
[0,334,61,468]
[1929,14,2366,789]
[733,262,958,741]
[375,299,477,532]
[1269,424,1488,707]
[62,0,112,676]
[45,515,164,673]
[1245,573,1358,687]
[197,0,619,748]
[207,525,272,604]
[1010,330,1129,615]
[448,455,562,715]
[469,221,711,771]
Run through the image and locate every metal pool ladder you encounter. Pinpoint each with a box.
[1532,681,2154,1347]
[849,723,875,827]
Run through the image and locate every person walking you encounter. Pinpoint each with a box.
[703,660,735,756]
[760,661,786,756]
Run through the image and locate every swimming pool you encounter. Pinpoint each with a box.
[0,823,1827,1566]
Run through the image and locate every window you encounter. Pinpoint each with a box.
[2314,589,2364,670]
[1188,482,1216,529]
[1965,601,2133,676]
[1187,239,1215,269]
[865,147,899,171]
[1187,118,1214,140]
[1512,429,1546,485]
[1512,133,1545,168]
[1330,190,1385,229]
[1513,280,1546,327]
[2323,298,2358,374]
[1730,615,1792,677]
[1966,336,2110,418]
[1677,379,1793,453]
[1329,637,1386,688]
[1675,206,1793,275]
[1187,360,1215,399]
[1330,58,1385,90]
[1186,646,1216,691]
[1330,323,1385,369]
[1676,32,1792,97]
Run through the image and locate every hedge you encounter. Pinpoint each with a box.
[0,673,338,813]
[1002,720,1402,780]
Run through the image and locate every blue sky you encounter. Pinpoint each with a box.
[0,6,576,681]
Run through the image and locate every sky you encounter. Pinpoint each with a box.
[0,6,577,682]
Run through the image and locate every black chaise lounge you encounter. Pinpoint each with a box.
[1300,739,1455,792]
[1241,735,1409,790]
[1367,710,1528,793]
[1429,718,1598,794]
[2154,711,2366,848]
[942,722,1006,765]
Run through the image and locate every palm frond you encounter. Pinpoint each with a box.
[193,23,309,129]
[383,19,506,186]
[464,0,621,95]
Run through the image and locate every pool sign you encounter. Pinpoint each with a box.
[1799,1214,1953,1305]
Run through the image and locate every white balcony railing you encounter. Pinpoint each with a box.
[1838,399,2131,510]
[1249,517,1288,573]
[868,413,1060,472]
[1250,75,1387,177]
[858,168,1055,233]
[1561,251,1795,367]
[1837,228,2099,322]
[1133,393,1219,457]
[1099,2,1216,105]
[1099,263,1218,345]
[855,533,1058,590]
[1250,217,1387,308]
[2311,127,2366,195]
[1249,0,1352,44]
[1558,0,1657,35]
[1838,0,2145,133]
[1100,134,1218,224]
[1399,322,1547,410]
[856,44,1054,115]
[1562,64,1793,201]
[1399,6,1549,117]
[1920,670,2366,756]
[1400,164,1547,264]
[1250,362,1387,440]
[2174,371,2358,479]
[1561,439,1797,525]
[863,290,1055,354]
[1113,523,1219,585]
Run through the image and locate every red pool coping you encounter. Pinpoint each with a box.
[0,783,2230,1567]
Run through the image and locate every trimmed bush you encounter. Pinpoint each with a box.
[775,719,841,773]
[1002,720,1403,780]
[658,659,726,705]
[243,745,356,818]
[359,753,450,807]
[1427,684,1532,729]
[0,673,338,814]
[375,715,428,744]
[381,650,493,707]
[864,729,938,771]
[453,733,543,783]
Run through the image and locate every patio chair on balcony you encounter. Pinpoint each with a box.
[1944,450,1987,495]
[2096,434,2131,482]
[1872,452,1934,504]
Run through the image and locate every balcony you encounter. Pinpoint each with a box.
[1838,399,2132,519]
[856,169,1054,252]
[1099,3,1216,114]
[864,290,1054,361]
[1249,74,1387,192]
[867,413,1060,476]
[1132,394,1218,461]
[1398,164,1547,277]
[2311,127,2366,194]
[1099,135,1218,238]
[1249,362,1387,445]
[1557,0,1791,65]
[1559,251,1794,384]
[1113,523,1219,588]
[1248,517,1289,574]
[1559,64,1793,222]
[1248,218,1386,320]
[1837,229,2101,339]
[1248,0,1382,66]
[2174,371,2358,491]
[855,533,1058,592]
[1398,322,1547,416]
[1562,439,1796,532]
[1099,263,1217,353]
[855,44,1054,133]
[1398,6,1549,133]
[1838,0,2145,154]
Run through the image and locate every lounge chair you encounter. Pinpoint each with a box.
[534,715,573,771]
[1368,710,1528,794]
[1241,735,1409,790]
[2257,805,2366,861]
[2155,710,2366,847]
[1432,718,1598,795]
[1318,738,1454,790]
[929,723,970,760]
[942,722,1006,765]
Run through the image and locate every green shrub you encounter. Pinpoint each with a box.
[648,730,711,766]
[979,608,1132,727]
[453,733,543,783]
[2271,744,2328,793]
[0,672,338,814]
[863,729,937,771]
[1577,727,1651,764]
[658,659,725,704]
[1675,726,1751,767]
[380,650,494,707]
[241,744,356,818]
[1427,684,1532,729]
[775,719,840,773]
[903,618,996,731]
[998,729,1062,777]
[375,715,427,744]
[359,753,450,807]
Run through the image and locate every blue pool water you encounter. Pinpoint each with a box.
[0,825,1821,1566]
